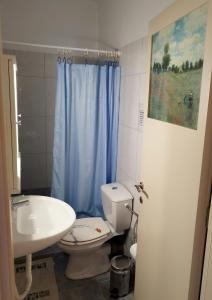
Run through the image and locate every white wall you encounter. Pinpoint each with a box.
[0,0,177,50]
[98,0,175,48]
[116,37,148,252]
[0,0,99,49]
[117,37,147,210]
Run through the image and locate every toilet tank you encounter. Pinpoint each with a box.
[101,183,133,233]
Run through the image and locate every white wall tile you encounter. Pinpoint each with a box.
[141,36,148,73]
[46,116,54,153]
[45,78,57,116]
[21,154,47,189]
[128,39,143,75]
[117,124,124,170]
[135,131,143,182]
[120,37,148,76]
[18,76,45,117]
[19,116,46,153]
[15,50,44,77]
[117,37,148,217]
[116,165,133,185]
[119,76,125,125]
[140,73,148,104]
[120,74,143,129]
[117,125,138,181]
[44,54,58,78]
[122,39,143,76]
[120,49,129,77]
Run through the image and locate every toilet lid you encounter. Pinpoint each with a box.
[61,217,110,244]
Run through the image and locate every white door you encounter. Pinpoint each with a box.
[200,194,212,300]
[134,1,212,300]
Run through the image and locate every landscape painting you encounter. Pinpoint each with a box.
[148,4,208,129]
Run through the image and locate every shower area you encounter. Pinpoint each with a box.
[5,45,121,218]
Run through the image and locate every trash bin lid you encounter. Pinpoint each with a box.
[111,255,132,271]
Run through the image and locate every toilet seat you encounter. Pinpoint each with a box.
[60,217,111,246]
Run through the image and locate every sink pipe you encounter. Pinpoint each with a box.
[14,254,32,300]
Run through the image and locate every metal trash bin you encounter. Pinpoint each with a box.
[110,255,132,298]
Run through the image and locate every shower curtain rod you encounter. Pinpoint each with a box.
[3,40,121,57]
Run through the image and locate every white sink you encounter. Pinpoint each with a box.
[12,195,76,258]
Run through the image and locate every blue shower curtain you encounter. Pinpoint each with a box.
[51,61,120,217]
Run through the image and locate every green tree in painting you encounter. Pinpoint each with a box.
[152,62,162,73]
[182,62,185,72]
[185,60,189,71]
[153,62,157,72]
[198,58,203,68]
[171,65,175,72]
[162,43,171,71]
[194,61,199,69]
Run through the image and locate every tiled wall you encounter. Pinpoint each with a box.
[5,50,57,191]
[117,37,148,248]
[5,42,148,211]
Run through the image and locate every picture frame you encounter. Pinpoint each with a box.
[148,3,208,129]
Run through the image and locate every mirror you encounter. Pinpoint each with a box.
[2,54,21,194]
[3,49,57,196]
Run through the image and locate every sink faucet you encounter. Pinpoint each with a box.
[11,197,29,209]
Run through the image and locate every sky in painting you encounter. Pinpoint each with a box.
[151,4,208,67]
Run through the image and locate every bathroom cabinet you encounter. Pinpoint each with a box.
[2,55,21,194]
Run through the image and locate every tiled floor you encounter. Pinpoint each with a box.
[27,245,134,300]
[53,252,134,300]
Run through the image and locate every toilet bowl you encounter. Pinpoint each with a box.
[58,183,133,280]
[58,217,115,279]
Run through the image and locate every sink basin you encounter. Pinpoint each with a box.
[12,195,76,258]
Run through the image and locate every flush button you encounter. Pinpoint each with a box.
[112,186,118,190]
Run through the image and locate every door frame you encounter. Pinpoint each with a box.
[0,21,15,300]
[188,72,212,299]
[200,193,212,300]
[199,75,212,298]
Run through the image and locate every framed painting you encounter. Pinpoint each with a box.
[148,4,208,129]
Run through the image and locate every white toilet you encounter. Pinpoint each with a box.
[58,182,133,279]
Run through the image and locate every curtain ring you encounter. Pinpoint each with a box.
[67,57,72,64]
[67,49,73,64]
[57,56,62,63]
